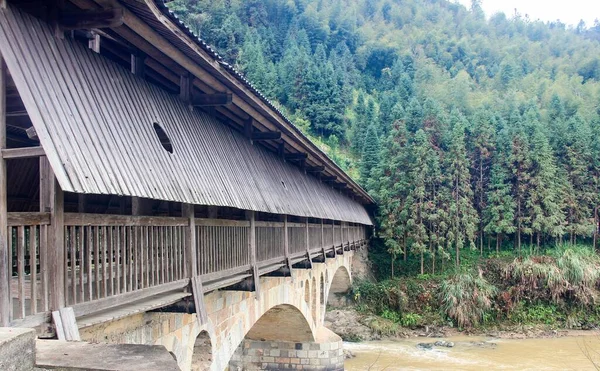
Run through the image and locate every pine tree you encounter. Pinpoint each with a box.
[469,109,495,254]
[525,109,565,251]
[484,156,516,252]
[373,121,411,276]
[360,125,380,187]
[406,130,431,274]
[447,113,478,267]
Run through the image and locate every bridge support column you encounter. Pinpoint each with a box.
[229,327,344,371]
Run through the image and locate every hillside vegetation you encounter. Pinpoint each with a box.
[169,0,600,272]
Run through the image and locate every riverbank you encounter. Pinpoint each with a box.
[328,245,600,343]
[325,307,597,342]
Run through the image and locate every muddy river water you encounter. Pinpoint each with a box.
[344,334,600,370]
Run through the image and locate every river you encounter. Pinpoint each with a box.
[344,334,600,370]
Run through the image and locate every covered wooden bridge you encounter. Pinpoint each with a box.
[0,0,373,353]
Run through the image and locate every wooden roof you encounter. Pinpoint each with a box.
[0,5,373,225]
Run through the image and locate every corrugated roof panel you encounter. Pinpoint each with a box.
[0,6,372,225]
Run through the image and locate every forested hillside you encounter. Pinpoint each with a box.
[168,0,600,271]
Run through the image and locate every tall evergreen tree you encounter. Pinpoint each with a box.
[446,113,478,267]
[525,109,565,250]
[484,156,516,252]
[360,125,380,187]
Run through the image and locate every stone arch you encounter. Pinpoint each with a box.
[191,330,212,371]
[245,304,315,343]
[327,266,352,308]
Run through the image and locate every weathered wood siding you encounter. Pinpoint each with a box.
[0,6,371,225]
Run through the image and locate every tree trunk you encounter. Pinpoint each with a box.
[479,157,484,256]
[496,234,501,253]
[420,251,424,275]
[403,231,408,261]
[391,253,395,279]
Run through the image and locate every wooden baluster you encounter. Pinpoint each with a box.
[31,226,38,314]
[17,226,25,318]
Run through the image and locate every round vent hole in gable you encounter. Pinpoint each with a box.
[153,122,173,154]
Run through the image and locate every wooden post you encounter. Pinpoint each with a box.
[283,215,293,276]
[0,53,9,326]
[305,218,312,269]
[42,157,65,310]
[182,204,197,278]
[246,211,260,298]
[321,219,326,260]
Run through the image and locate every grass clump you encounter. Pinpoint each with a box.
[505,247,600,307]
[439,270,497,328]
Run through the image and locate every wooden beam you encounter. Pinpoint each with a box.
[251,131,281,141]
[321,175,337,182]
[306,165,325,173]
[0,54,9,326]
[59,7,124,30]
[285,152,308,161]
[130,52,146,77]
[278,141,285,159]
[2,146,45,159]
[179,73,192,104]
[26,126,38,140]
[88,32,101,53]
[191,276,208,325]
[192,93,232,107]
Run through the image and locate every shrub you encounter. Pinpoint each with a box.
[400,313,422,328]
[439,270,497,328]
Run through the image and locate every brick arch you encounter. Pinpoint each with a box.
[204,253,354,370]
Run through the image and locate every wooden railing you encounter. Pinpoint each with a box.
[5,212,367,325]
[8,213,50,321]
[288,223,307,255]
[196,220,250,275]
[256,222,284,263]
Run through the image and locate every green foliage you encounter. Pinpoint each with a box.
[439,271,497,328]
[169,0,600,272]
[512,303,561,325]
[400,313,423,328]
